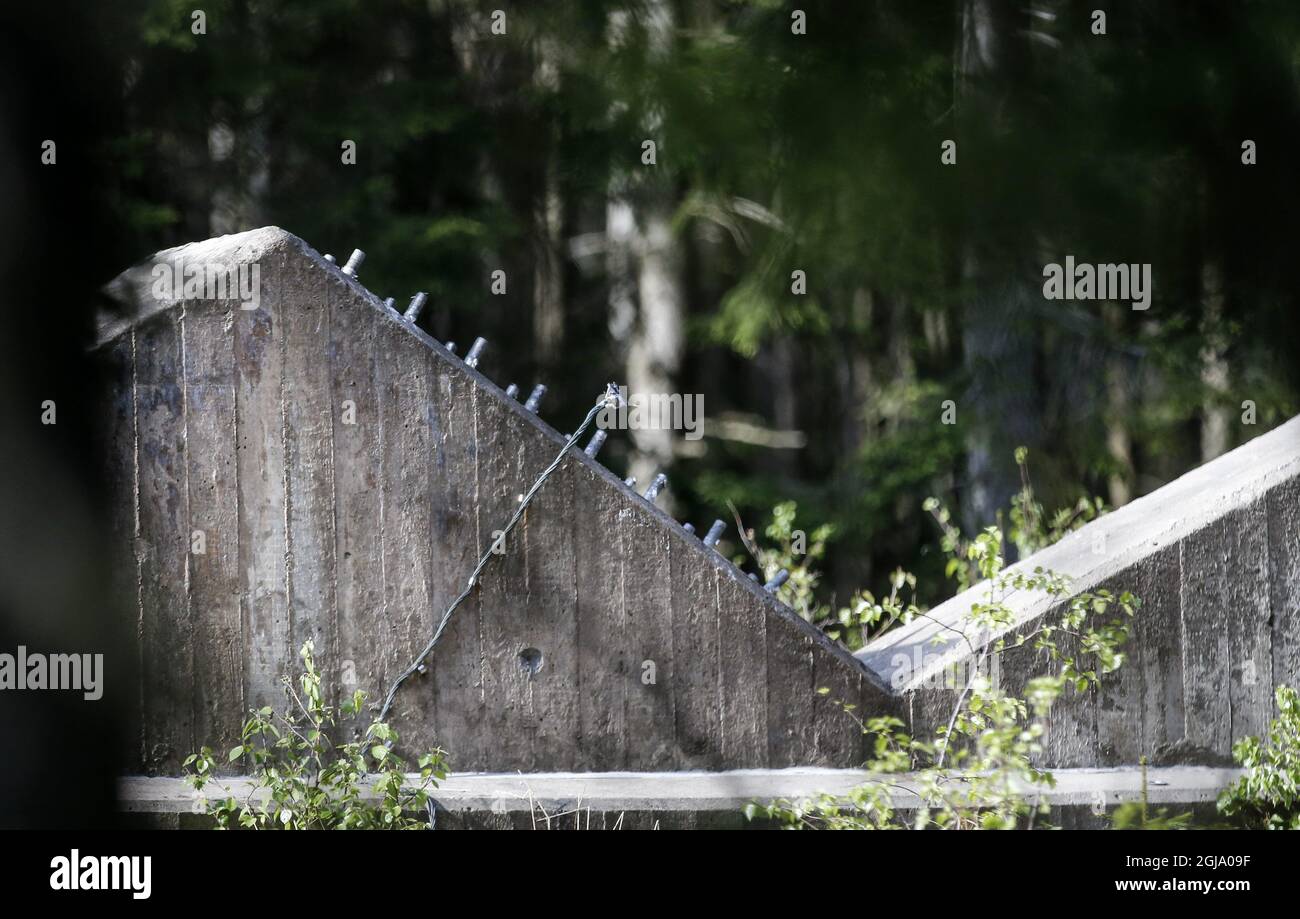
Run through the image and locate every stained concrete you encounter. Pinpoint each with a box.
[95,227,895,776]
[857,414,1300,767]
[95,226,1300,787]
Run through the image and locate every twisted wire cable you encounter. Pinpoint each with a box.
[374,388,614,727]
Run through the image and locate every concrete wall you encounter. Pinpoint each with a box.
[96,225,1299,784]
[95,227,895,776]
[858,414,1300,767]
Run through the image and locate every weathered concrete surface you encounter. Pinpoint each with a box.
[97,226,1300,790]
[857,414,1300,767]
[118,766,1241,830]
[95,227,896,776]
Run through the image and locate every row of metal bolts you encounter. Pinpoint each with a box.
[324,247,790,596]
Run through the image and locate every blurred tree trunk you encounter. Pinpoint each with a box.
[533,36,566,367]
[606,0,685,502]
[957,0,1041,536]
[1199,260,1231,461]
[624,197,685,496]
[838,287,874,459]
[208,114,269,237]
[1103,304,1135,507]
[449,10,509,348]
[208,1,268,236]
[764,336,799,479]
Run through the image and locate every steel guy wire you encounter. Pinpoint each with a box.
[373,384,620,728]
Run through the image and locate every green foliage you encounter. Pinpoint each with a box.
[1008,447,1108,559]
[747,501,919,651]
[754,447,1114,652]
[185,641,448,830]
[746,500,831,619]
[749,518,1139,830]
[845,379,966,547]
[825,567,922,653]
[705,264,832,359]
[924,447,1107,593]
[1218,685,1300,829]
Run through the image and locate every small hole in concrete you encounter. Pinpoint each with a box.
[519,647,544,676]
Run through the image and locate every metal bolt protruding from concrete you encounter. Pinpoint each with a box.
[584,429,607,458]
[465,337,488,369]
[404,292,428,322]
[764,569,790,592]
[644,473,668,502]
[505,383,519,399]
[524,384,546,413]
[683,523,695,535]
[383,297,396,311]
[324,253,336,263]
[445,341,457,355]
[624,476,636,488]
[748,573,759,582]
[703,519,726,548]
[341,248,365,278]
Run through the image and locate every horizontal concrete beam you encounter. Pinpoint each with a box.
[120,766,1241,816]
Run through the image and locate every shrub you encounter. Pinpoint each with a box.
[751,527,1136,829]
[755,448,1109,652]
[748,464,1138,829]
[185,641,448,829]
[1218,685,1300,829]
